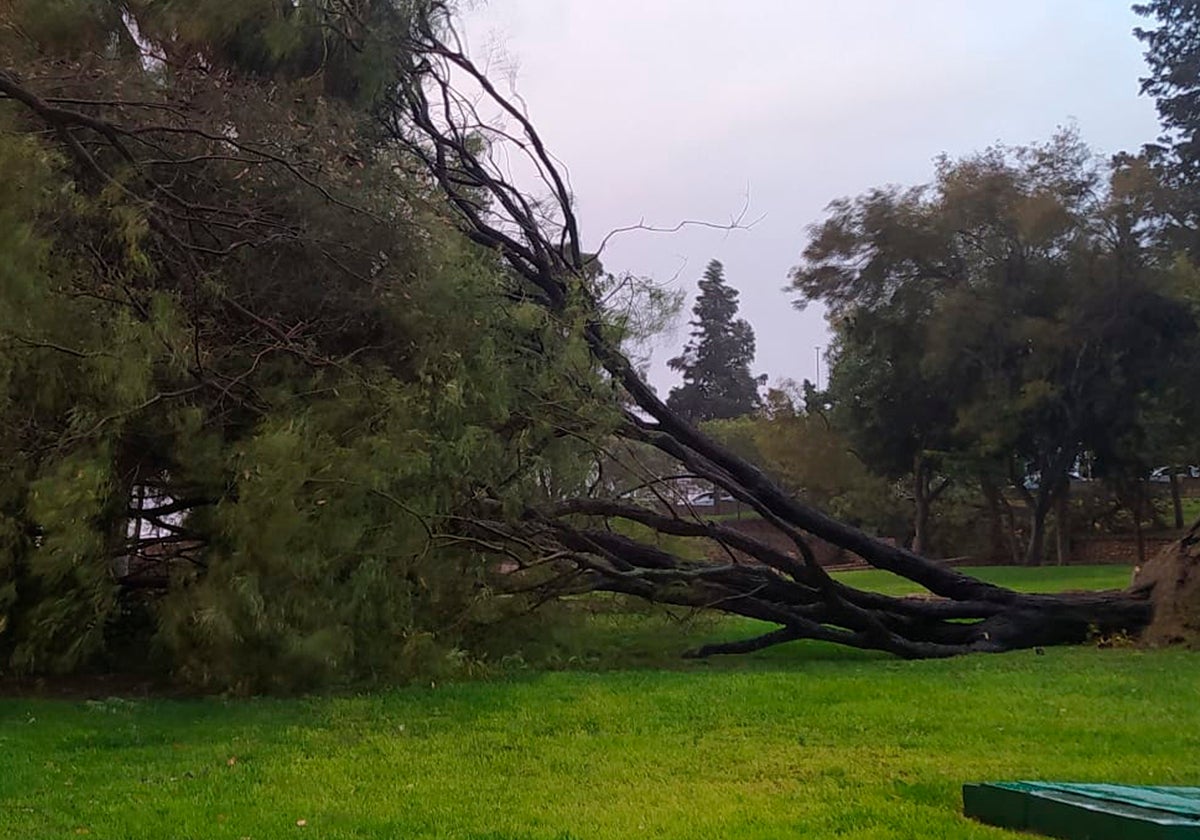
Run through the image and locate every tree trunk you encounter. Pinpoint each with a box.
[1004,504,1022,564]
[980,477,1009,564]
[912,456,931,556]
[1025,492,1052,566]
[1054,485,1070,566]
[1133,488,1147,568]
[994,487,1023,565]
[1170,471,1184,530]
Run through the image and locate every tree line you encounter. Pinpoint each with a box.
[663,3,1200,567]
[679,130,1199,566]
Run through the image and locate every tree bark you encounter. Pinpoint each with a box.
[912,455,931,556]
[1025,492,1051,566]
[1055,485,1071,566]
[1170,471,1185,530]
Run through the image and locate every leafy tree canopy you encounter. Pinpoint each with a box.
[792,131,1197,562]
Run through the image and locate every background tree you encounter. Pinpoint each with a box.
[1135,0,1200,254]
[792,132,1196,564]
[706,388,909,538]
[666,260,765,422]
[816,304,956,555]
[1134,0,1200,527]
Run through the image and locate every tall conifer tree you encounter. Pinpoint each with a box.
[1135,0,1200,253]
[666,260,764,423]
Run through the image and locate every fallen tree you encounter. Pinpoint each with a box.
[381,4,1164,658]
[0,1,1178,664]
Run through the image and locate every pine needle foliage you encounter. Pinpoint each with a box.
[0,0,617,691]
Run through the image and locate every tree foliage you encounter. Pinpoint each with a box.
[1132,1,1200,530]
[705,389,907,537]
[0,0,614,690]
[792,132,1197,563]
[364,5,1162,660]
[1136,0,1200,248]
[666,260,764,423]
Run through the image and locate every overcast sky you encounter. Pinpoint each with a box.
[462,1,1161,395]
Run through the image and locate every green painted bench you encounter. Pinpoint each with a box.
[963,782,1200,839]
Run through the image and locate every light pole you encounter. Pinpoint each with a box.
[814,345,821,390]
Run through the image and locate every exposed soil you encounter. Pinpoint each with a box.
[1132,518,1200,647]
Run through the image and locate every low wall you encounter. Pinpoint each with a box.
[685,499,752,518]
[674,499,1182,568]
[1069,534,1177,566]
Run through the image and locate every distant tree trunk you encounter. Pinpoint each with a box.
[911,455,950,557]
[1054,486,1070,566]
[912,456,931,556]
[1011,460,1049,566]
[1004,506,1022,564]
[992,482,1023,565]
[1025,491,1053,566]
[1133,484,1148,567]
[1169,471,1185,529]
[980,477,1011,563]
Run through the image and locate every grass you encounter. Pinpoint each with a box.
[2,565,1194,840]
[834,563,1134,597]
[1181,497,1200,524]
[1152,495,1200,527]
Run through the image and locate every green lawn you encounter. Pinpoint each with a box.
[1,565,1193,840]
[834,563,1134,597]
[1154,494,1200,527]
[1182,497,1200,524]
